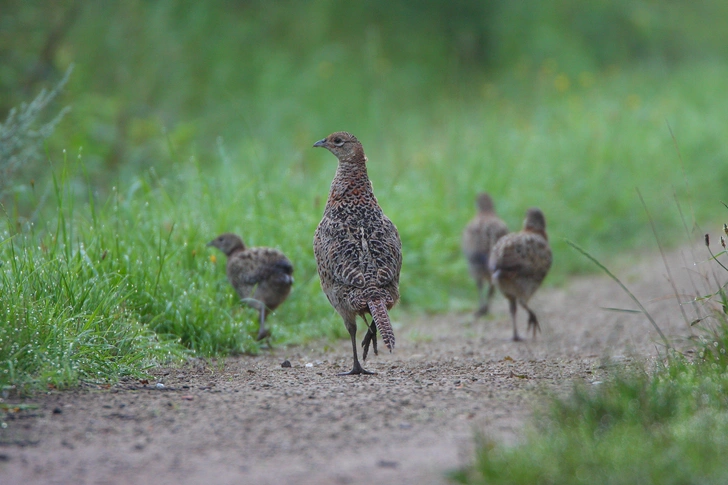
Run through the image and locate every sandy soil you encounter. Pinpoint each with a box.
[0,244,716,485]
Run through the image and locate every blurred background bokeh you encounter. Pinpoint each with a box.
[4,0,728,185]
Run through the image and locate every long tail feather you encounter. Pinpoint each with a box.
[367,300,395,352]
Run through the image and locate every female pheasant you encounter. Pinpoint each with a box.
[313,132,402,375]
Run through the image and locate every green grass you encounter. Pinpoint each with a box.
[3,61,728,390]
[2,2,728,390]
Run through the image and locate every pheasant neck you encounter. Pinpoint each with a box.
[333,159,372,190]
[227,245,247,257]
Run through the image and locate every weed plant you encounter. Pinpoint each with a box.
[0,66,72,196]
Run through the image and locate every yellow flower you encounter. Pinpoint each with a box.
[554,74,570,93]
[317,61,334,79]
[540,58,557,77]
[578,71,595,89]
[626,94,641,110]
[481,83,498,99]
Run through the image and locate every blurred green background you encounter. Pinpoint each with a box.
[2,0,728,385]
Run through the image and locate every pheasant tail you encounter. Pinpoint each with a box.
[367,300,395,352]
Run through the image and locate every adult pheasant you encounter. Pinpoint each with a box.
[313,132,402,375]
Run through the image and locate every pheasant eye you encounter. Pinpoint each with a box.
[333,137,343,145]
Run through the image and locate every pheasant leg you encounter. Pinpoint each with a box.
[361,315,378,361]
[340,323,375,376]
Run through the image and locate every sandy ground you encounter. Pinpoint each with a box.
[0,243,718,485]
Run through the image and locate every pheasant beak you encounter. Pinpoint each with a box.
[313,138,327,148]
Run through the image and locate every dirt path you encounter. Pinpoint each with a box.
[0,245,711,485]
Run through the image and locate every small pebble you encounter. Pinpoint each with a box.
[155,383,165,389]
[281,360,292,368]
[52,407,63,414]
[305,363,314,368]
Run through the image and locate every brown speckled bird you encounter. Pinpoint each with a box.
[207,233,294,341]
[490,208,552,341]
[313,131,402,375]
[462,193,509,317]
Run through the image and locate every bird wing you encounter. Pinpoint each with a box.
[274,257,294,275]
[462,219,486,265]
[367,215,402,287]
[464,216,508,257]
[491,234,551,279]
[314,216,367,288]
[259,250,293,277]
[241,249,293,283]
[267,254,295,286]
[225,254,257,299]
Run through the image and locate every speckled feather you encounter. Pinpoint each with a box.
[489,208,552,340]
[208,233,293,339]
[225,247,294,310]
[490,232,551,298]
[462,193,509,286]
[313,132,401,368]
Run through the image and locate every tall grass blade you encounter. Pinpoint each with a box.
[600,307,642,314]
[566,239,671,350]
[636,188,690,327]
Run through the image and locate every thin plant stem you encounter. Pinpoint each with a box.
[566,239,671,350]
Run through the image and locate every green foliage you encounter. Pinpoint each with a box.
[0,66,71,196]
[485,0,728,72]
[0,239,179,392]
[0,162,185,392]
[4,1,728,181]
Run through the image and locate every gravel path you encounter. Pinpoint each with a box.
[0,245,711,485]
